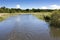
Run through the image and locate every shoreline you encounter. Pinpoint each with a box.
[0,12,51,21]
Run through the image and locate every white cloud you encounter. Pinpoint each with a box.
[40,4,60,9]
[50,5,60,9]
[40,6,48,9]
[16,4,20,8]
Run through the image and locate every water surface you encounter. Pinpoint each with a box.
[0,14,60,40]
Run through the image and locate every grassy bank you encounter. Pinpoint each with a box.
[0,12,60,28]
[50,11,60,27]
[0,12,52,21]
[0,13,21,21]
[33,12,52,20]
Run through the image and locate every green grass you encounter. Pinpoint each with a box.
[50,11,60,27]
[0,12,52,21]
[33,12,52,20]
[0,11,60,28]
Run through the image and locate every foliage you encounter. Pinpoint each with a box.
[0,17,4,21]
[50,10,60,27]
[0,6,54,13]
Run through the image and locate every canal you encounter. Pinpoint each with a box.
[0,14,60,40]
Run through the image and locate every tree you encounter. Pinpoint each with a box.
[25,9,30,12]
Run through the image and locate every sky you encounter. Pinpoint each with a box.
[0,0,60,9]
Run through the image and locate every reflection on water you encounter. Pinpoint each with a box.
[50,27,60,40]
[0,14,60,40]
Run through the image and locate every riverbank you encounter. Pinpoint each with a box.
[0,12,52,21]
[0,12,60,28]
[0,13,20,21]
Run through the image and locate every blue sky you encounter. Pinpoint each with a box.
[0,0,60,9]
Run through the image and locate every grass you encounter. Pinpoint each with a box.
[0,12,60,28]
[33,12,52,20]
[0,13,19,21]
[50,11,60,27]
[0,12,52,22]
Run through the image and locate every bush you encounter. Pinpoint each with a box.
[50,10,60,27]
[0,17,4,21]
[44,16,51,22]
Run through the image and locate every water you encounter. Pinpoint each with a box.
[0,14,60,40]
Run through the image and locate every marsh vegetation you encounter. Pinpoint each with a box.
[0,6,60,27]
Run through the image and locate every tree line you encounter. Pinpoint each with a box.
[0,6,57,13]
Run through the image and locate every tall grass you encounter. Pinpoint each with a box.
[50,11,60,27]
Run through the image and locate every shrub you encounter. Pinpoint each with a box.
[0,17,4,21]
[44,16,51,22]
[50,10,60,27]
